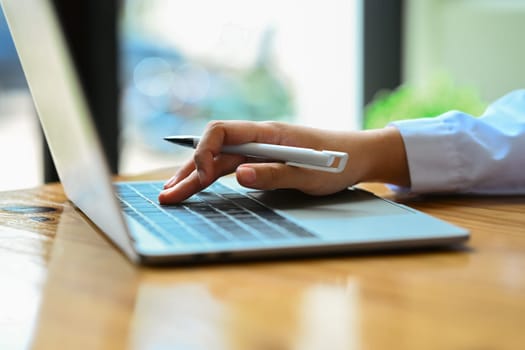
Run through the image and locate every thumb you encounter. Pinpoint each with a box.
[236,163,316,193]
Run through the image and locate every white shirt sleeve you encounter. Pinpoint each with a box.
[389,89,525,194]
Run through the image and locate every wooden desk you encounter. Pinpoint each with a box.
[1,169,524,349]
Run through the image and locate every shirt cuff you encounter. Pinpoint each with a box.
[388,114,464,194]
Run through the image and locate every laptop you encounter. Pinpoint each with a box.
[2,0,469,265]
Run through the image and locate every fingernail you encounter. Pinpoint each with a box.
[197,168,207,184]
[238,166,256,185]
[158,190,167,204]
[163,176,176,189]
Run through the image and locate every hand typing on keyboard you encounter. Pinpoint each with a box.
[158,120,409,204]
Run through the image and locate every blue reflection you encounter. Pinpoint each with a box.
[0,7,26,89]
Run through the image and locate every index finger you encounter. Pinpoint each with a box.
[194,120,284,185]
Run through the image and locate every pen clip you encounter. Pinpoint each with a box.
[286,151,348,173]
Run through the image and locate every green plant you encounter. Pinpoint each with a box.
[364,75,487,129]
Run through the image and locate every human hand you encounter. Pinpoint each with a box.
[158,120,409,204]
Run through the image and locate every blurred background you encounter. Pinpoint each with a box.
[0,0,524,191]
[0,6,42,191]
[118,0,360,174]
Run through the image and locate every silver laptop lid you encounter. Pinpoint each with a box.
[2,0,138,262]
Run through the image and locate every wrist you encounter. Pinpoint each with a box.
[359,126,410,187]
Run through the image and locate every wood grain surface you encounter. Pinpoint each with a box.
[0,169,524,350]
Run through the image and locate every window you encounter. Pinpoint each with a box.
[119,0,363,174]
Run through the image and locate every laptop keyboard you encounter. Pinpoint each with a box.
[114,181,318,246]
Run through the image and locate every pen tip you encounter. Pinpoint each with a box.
[163,136,195,146]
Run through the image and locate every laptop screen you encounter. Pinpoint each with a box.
[2,0,137,261]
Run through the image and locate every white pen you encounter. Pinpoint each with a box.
[164,136,348,173]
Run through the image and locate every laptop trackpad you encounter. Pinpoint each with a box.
[246,187,412,220]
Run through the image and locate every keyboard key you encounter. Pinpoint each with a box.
[114,182,318,247]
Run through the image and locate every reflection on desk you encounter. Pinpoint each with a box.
[0,175,524,349]
[128,280,358,350]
